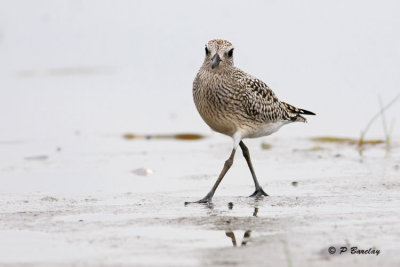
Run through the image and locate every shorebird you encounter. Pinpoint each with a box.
[190,39,315,204]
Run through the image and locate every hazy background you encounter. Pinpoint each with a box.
[1,2,399,265]
[1,0,399,141]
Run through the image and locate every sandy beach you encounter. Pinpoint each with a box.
[1,1,400,266]
[1,135,399,266]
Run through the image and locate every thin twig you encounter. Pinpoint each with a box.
[378,96,390,146]
[282,239,293,267]
[359,94,400,146]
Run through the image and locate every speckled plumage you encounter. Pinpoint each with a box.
[188,39,315,203]
[193,39,315,142]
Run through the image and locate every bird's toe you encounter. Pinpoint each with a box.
[249,187,269,197]
[184,193,214,205]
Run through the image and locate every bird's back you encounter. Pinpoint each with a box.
[233,67,315,123]
[193,65,315,138]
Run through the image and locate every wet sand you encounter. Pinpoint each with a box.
[0,135,399,266]
[2,1,400,266]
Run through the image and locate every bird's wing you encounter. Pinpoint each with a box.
[239,75,314,123]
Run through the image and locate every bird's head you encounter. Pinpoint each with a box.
[203,39,234,71]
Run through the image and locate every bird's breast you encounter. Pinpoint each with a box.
[193,75,239,137]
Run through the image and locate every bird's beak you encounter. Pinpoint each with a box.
[211,54,221,69]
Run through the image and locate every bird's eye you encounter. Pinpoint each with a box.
[227,48,234,57]
[205,47,210,55]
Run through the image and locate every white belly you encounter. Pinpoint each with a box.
[243,121,290,139]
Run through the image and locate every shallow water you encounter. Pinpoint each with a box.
[1,1,400,266]
[0,135,399,266]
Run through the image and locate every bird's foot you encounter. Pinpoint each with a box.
[249,187,268,198]
[184,192,213,205]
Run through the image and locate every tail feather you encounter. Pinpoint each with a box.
[298,108,316,115]
[282,101,315,123]
[282,102,316,116]
[290,114,307,122]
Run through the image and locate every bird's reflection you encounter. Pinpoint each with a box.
[225,205,258,247]
[225,230,252,247]
[225,231,237,246]
[241,230,251,246]
[253,207,258,217]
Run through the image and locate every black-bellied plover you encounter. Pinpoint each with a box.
[190,39,315,204]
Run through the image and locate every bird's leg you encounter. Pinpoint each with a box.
[239,141,268,197]
[241,230,252,246]
[190,149,236,204]
[225,231,237,247]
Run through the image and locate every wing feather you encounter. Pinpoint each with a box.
[240,76,289,122]
[239,75,315,123]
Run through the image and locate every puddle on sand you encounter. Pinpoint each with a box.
[1,135,399,266]
[122,226,235,249]
[38,194,281,263]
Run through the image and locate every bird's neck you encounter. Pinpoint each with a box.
[200,65,234,77]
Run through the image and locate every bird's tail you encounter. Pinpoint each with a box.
[282,102,316,123]
[291,114,305,122]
